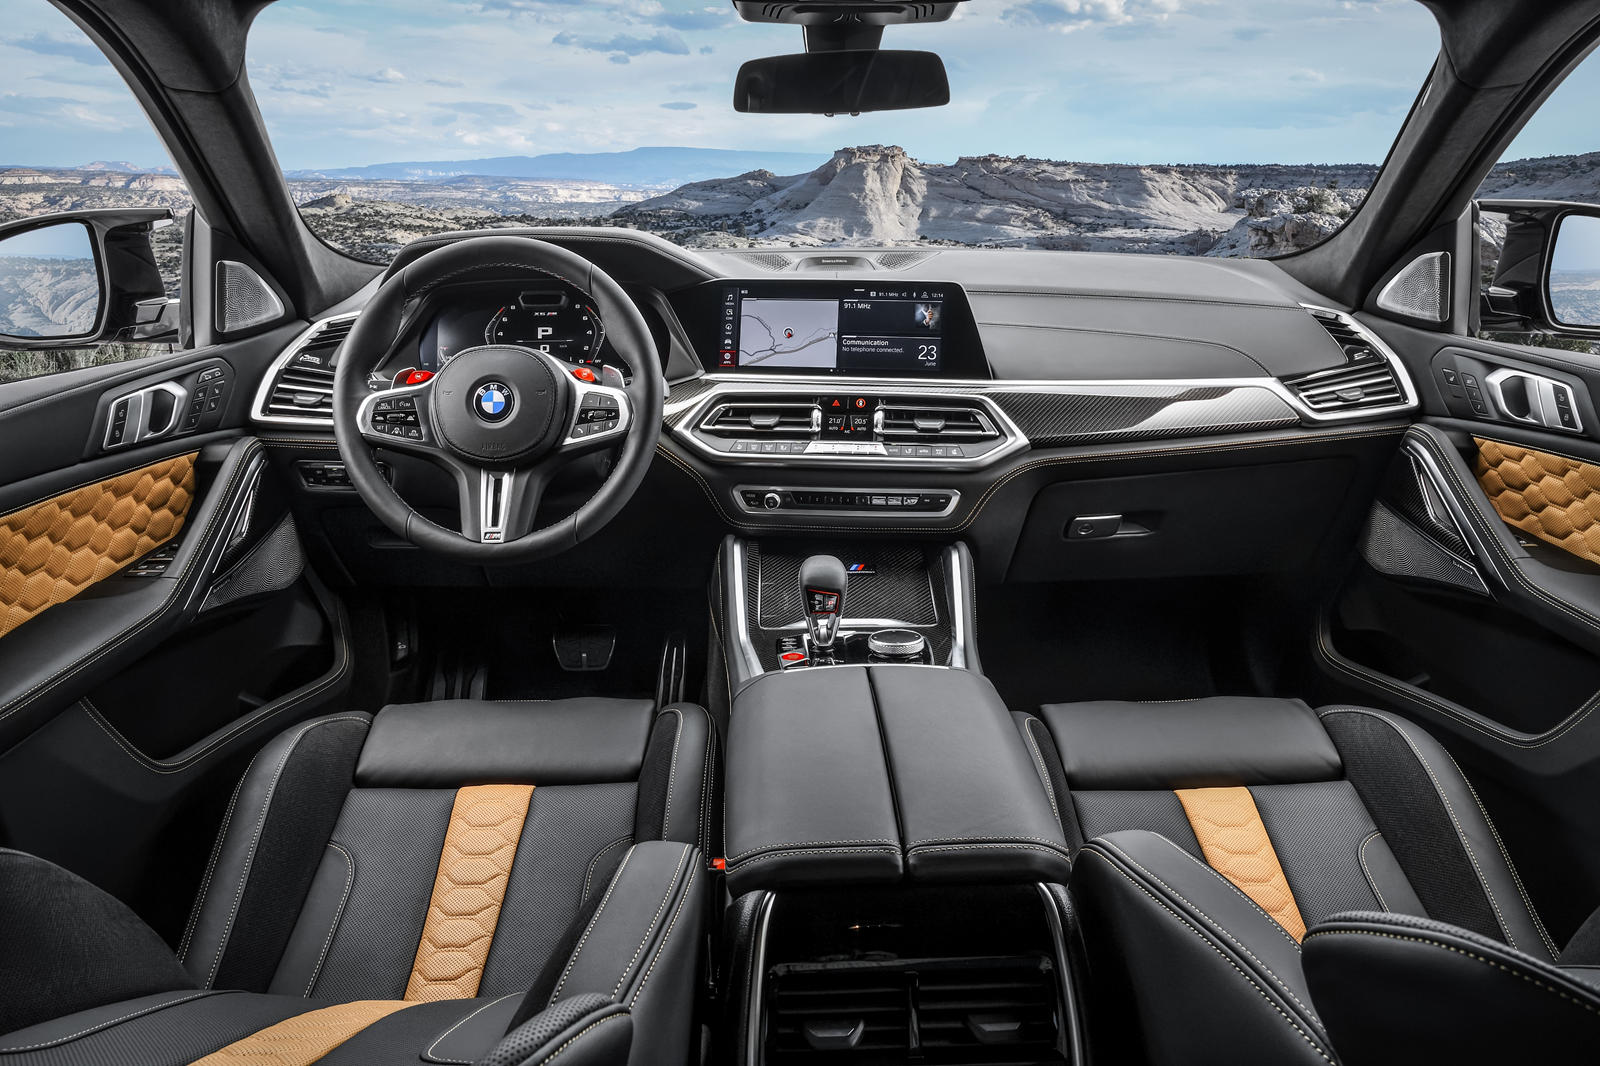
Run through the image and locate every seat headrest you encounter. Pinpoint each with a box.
[1037,697,1342,790]
[356,698,657,788]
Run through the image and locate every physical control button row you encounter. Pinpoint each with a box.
[884,443,964,458]
[730,440,807,454]
[371,395,423,439]
[739,489,954,512]
[572,393,621,438]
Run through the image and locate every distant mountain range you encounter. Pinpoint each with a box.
[8,147,1600,264]
[284,147,831,188]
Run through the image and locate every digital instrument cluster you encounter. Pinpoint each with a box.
[393,285,618,390]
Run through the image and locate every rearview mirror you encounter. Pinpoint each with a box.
[734,50,950,115]
[0,208,177,350]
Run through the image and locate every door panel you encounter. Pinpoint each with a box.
[1320,413,1600,940]
[0,326,354,939]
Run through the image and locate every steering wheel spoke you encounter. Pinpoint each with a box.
[354,378,439,457]
[446,460,550,544]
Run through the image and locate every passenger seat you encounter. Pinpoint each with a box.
[1019,697,1599,1065]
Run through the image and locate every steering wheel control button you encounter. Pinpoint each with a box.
[571,366,598,383]
[475,382,514,423]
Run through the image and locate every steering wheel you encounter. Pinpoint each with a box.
[332,236,664,562]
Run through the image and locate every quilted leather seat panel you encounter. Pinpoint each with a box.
[0,453,197,638]
[1474,437,1600,565]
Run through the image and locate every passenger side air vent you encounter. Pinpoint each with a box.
[766,957,1062,1065]
[257,315,355,426]
[701,402,819,436]
[877,402,999,441]
[1286,309,1408,414]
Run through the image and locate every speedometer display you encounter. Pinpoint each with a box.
[485,298,604,366]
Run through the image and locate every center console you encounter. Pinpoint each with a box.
[713,535,1084,1064]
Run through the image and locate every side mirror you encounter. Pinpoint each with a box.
[0,208,177,350]
[734,49,950,115]
[1478,199,1600,337]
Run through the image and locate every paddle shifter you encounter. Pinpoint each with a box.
[799,554,848,654]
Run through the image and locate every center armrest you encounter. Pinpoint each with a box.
[724,665,1071,896]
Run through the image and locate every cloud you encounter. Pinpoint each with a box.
[661,101,697,110]
[4,33,105,65]
[364,67,407,83]
[432,100,523,123]
[650,7,732,31]
[1002,0,1181,33]
[551,29,690,62]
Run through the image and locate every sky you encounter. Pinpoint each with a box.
[0,0,1596,174]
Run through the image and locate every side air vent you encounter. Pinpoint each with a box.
[876,402,999,441]
[1286,309,1410,415]
[256,315,355,426]
[767,957,1062,1065]
[701,401,819,436]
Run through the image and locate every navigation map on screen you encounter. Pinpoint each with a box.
[730,287,944,373]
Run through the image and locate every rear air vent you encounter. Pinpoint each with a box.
[917,957,1061,1059]
[768,967,911,1061]
[1286,309,1410,415]
[256,315,355,426]
[766,957,1062,1065]
[877,402,999,441]
[701,401,818,436]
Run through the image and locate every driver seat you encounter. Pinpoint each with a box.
[0,698,716,1066]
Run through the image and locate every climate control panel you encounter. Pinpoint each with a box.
[734,486,960,517]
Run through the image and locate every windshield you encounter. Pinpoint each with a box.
[37,1,1448,267]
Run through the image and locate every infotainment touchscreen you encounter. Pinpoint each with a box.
[685,281,987,378]
[721,285,944,373]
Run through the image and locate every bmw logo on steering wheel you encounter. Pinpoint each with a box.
[474,382,513,423]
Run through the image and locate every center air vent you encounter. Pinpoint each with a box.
[1285,309,1410,415]
[766,956,1063,1065]
[256,315,355,426]
[876,403,999,441]
[702,402,819,436]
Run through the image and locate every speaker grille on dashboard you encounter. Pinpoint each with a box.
[1376,251,1449,323]
[215,259,286,333]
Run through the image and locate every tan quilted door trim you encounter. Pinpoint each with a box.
[0,453,197,639]
[405,783,535,1002]
[189,1000,416,1065]
[1474,437,1600,566]
[1174,786,1308,941]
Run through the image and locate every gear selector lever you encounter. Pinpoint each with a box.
[799,554,848,653]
